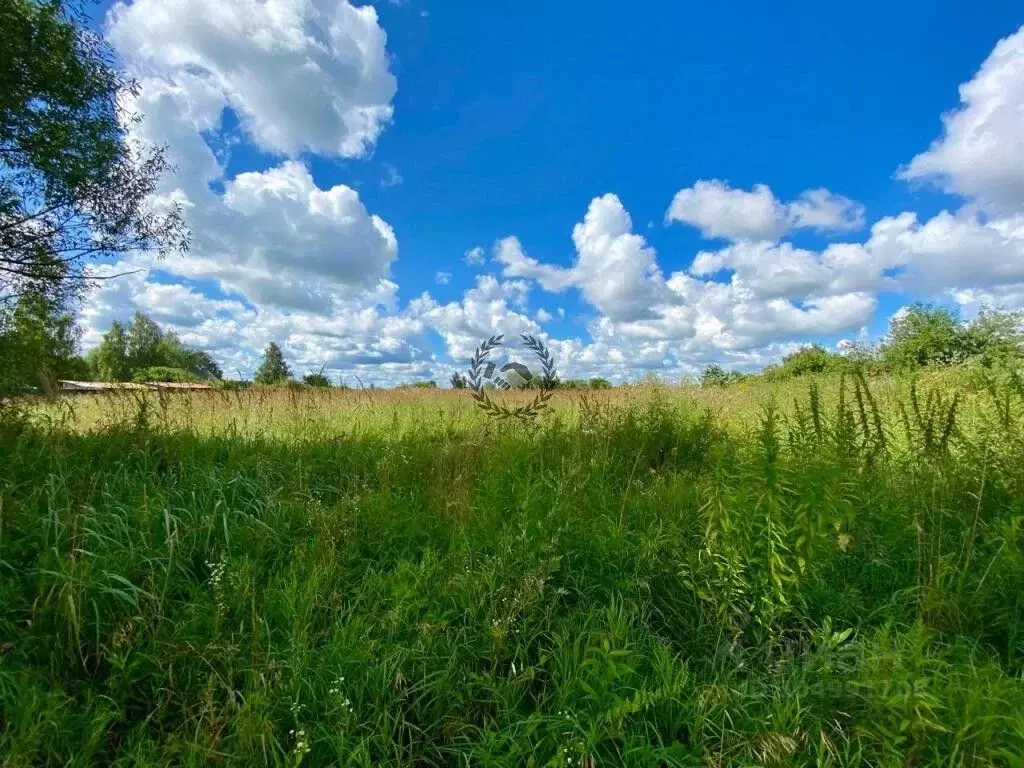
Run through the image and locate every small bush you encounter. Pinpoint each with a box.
[303,373,331,388]
[701,365,747,387]
[879,304,1024,372]
[131,366,200,383]
[882,304,965,370]
[215,379,251,390]
[765,345,846,381]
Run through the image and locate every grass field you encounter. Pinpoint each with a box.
[2,371,1023,766]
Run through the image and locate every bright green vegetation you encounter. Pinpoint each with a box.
[2,371,1024,766]
[255,343,293,386]
[90,312,222,384]
[709,305,1024,387]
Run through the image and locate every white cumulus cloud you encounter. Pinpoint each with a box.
[899,26,1024,214]
[108,0,397,158]
[105,1,400,315]
[666,180,865,242]
[496,195,668,322]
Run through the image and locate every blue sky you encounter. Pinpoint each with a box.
[82,0,1024,384]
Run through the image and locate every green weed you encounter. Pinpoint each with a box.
[1,374,1023,765]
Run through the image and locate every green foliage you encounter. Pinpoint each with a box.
[782,344,837,375]
[399,380,437,389]
[879,304,1024,372]
[89,313,221,382]
[131,366,200,383]
[2,375,1023,764]
[450,371,468,389]
[765,344,848,381]
[556,378,590,389]
[254,342,291,385]
[530,376,605,391]
[88,319,129,381]
[701,364,729,386]
[303,372,331,388]
[0,288,81,393]
[0,0,188,301]
[160,335,222,380]
[60,354,91,381]
[704,364,729,387]
[215,379,251,391]
[882,303,965,370]
[701,364,748,387]
[126,311,162,370]
[961,307,1024,366]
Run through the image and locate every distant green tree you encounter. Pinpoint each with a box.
[126,312,162,371]
[155,331,221,379]
[450,371,467,389]
[302,364,331,388]
[90,320,130,381]
[557,379,589,390]
[588,377,613,389]
[763,345,847,381]
[701,365,730,387]
[0,288,80,393]
[881,304,966,370]
[62,354,91,380]
[254,342,291,384]
[304,373,331,388]
[960,307,1024,366]
[838,341,880,367]
[183,349,221,380]
[88,313,221,381]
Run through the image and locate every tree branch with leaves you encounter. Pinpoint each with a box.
[0,0,188,305]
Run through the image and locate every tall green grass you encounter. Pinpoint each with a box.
[1,372,1023,766]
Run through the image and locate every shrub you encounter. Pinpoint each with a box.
[961,307,1024,367]
[878,304,1024,372]
[131,366,200,383]
[303,373,331,388]
[701,365,747,387]
[701,364,730,387]
[881,304,966,370]
[767,345,845,380]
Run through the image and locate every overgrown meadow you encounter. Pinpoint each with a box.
[1,372,1023,766]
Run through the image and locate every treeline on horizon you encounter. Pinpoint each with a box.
[2,295,1023,396]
